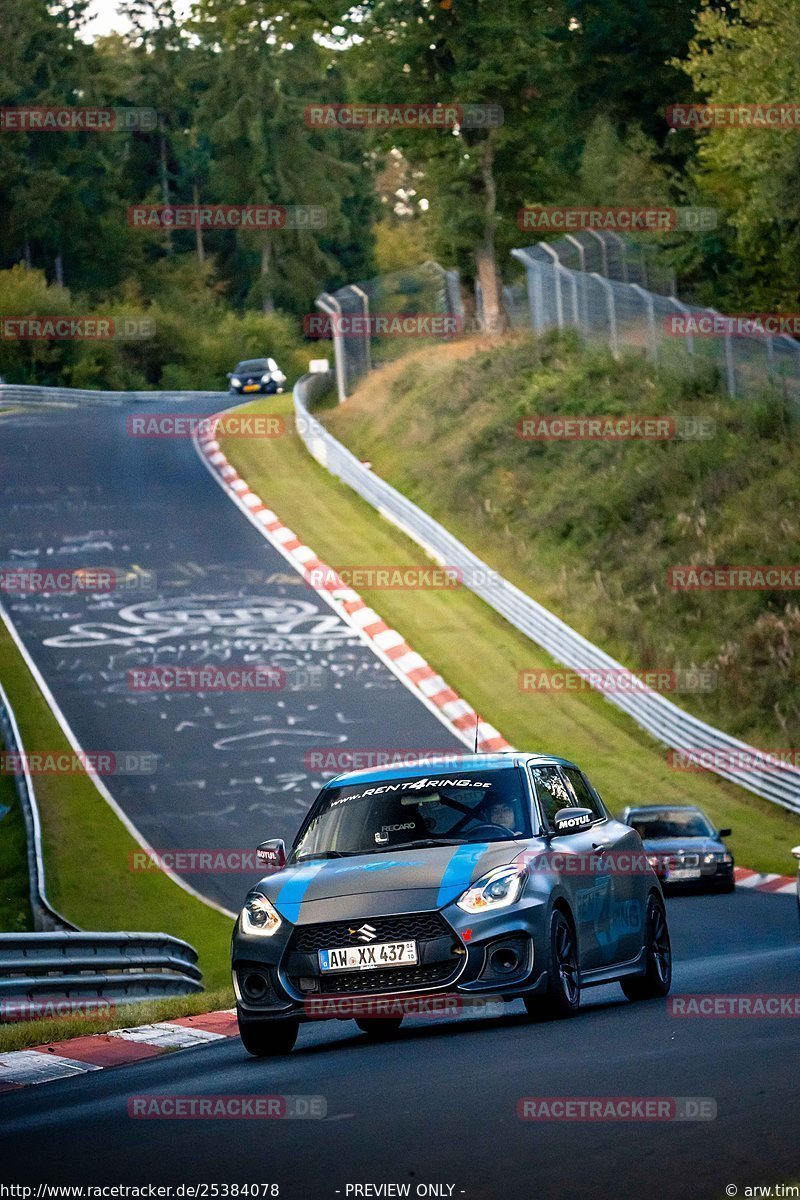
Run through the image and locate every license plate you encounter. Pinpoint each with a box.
[318,940,418,973]
[243,384,260,392]
[667,866,701,880]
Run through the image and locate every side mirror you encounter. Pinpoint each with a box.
[226,372,233,379]
[256,839,286,870]
[718,827,732,838]
[791,845,800,862]
[553,807,594,835]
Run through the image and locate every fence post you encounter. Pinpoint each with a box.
[586,229,609,277]
[589,273,619,357]
[565,235,587,332]
[606,231,629,283]
[316,292,347,403]
[666,297,695,376]
[707,308,736,396]
[629,283,658,365]
[539,243,564,329]
[350,284,372,376]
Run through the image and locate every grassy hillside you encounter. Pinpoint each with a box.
[222,391,800,875]
[323,332,800,750]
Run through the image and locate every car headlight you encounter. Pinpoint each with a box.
[646,854,661,869]
[271,370,286,383]
[261,373,271,383]
[241,893,282,937]
[457,864,525,913]
[230,376,241,387]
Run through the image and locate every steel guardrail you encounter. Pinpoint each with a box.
[294,372,800,816]
[0,932,202,1014]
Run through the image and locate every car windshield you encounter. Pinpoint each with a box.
[235,359,273,372]
[628,809,715,839]
[292,767,531,861]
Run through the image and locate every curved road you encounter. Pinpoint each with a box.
[1,891,798,1195]
[0,399,465,910]
[1,397,798,1197]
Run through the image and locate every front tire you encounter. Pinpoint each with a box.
[355,1016,403,1039]
[238,1011,299,1057]
[621,893,672,1001]
[525,908,581,1020]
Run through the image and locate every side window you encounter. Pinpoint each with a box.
[563,767,606,821]
[530,766,573,831]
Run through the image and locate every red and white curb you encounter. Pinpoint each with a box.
[194,417,510,755]
[0,1010,238,1093]
[733,866,797,895]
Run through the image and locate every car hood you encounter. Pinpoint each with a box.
[255,842,523,924]
[641,837,725,855]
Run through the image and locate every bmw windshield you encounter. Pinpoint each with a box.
[292,767,531,862]
[629,809,715,839]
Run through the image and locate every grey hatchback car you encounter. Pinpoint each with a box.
[232,753,672,1056]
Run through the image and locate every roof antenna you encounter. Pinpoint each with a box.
[474,712,480,754]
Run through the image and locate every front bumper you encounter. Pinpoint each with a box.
[653,858,734,890]
[233,902,546,1022]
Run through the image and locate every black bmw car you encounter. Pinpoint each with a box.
[620,804,735,892]
[227,357,286,395]
[231,753,672,1056]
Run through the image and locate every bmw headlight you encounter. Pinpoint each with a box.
[261,373,271,383]
[241,892,282,937]
[230,376,241,387]
[457,864,525,913]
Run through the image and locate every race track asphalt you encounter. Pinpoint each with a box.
[1,890,798,1198]
[0,399,466,910]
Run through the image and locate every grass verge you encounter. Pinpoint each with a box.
[220,379,800,877]
[0,618,235,1053]
[0,751,33,932]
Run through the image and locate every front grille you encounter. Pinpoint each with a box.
[666,853,700,868]
[289,911,451,953]
[317,961,458,995]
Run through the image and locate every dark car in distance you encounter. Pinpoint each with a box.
[227,357,286,395]
[620,804,734,892]
[231,753,672,1056]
